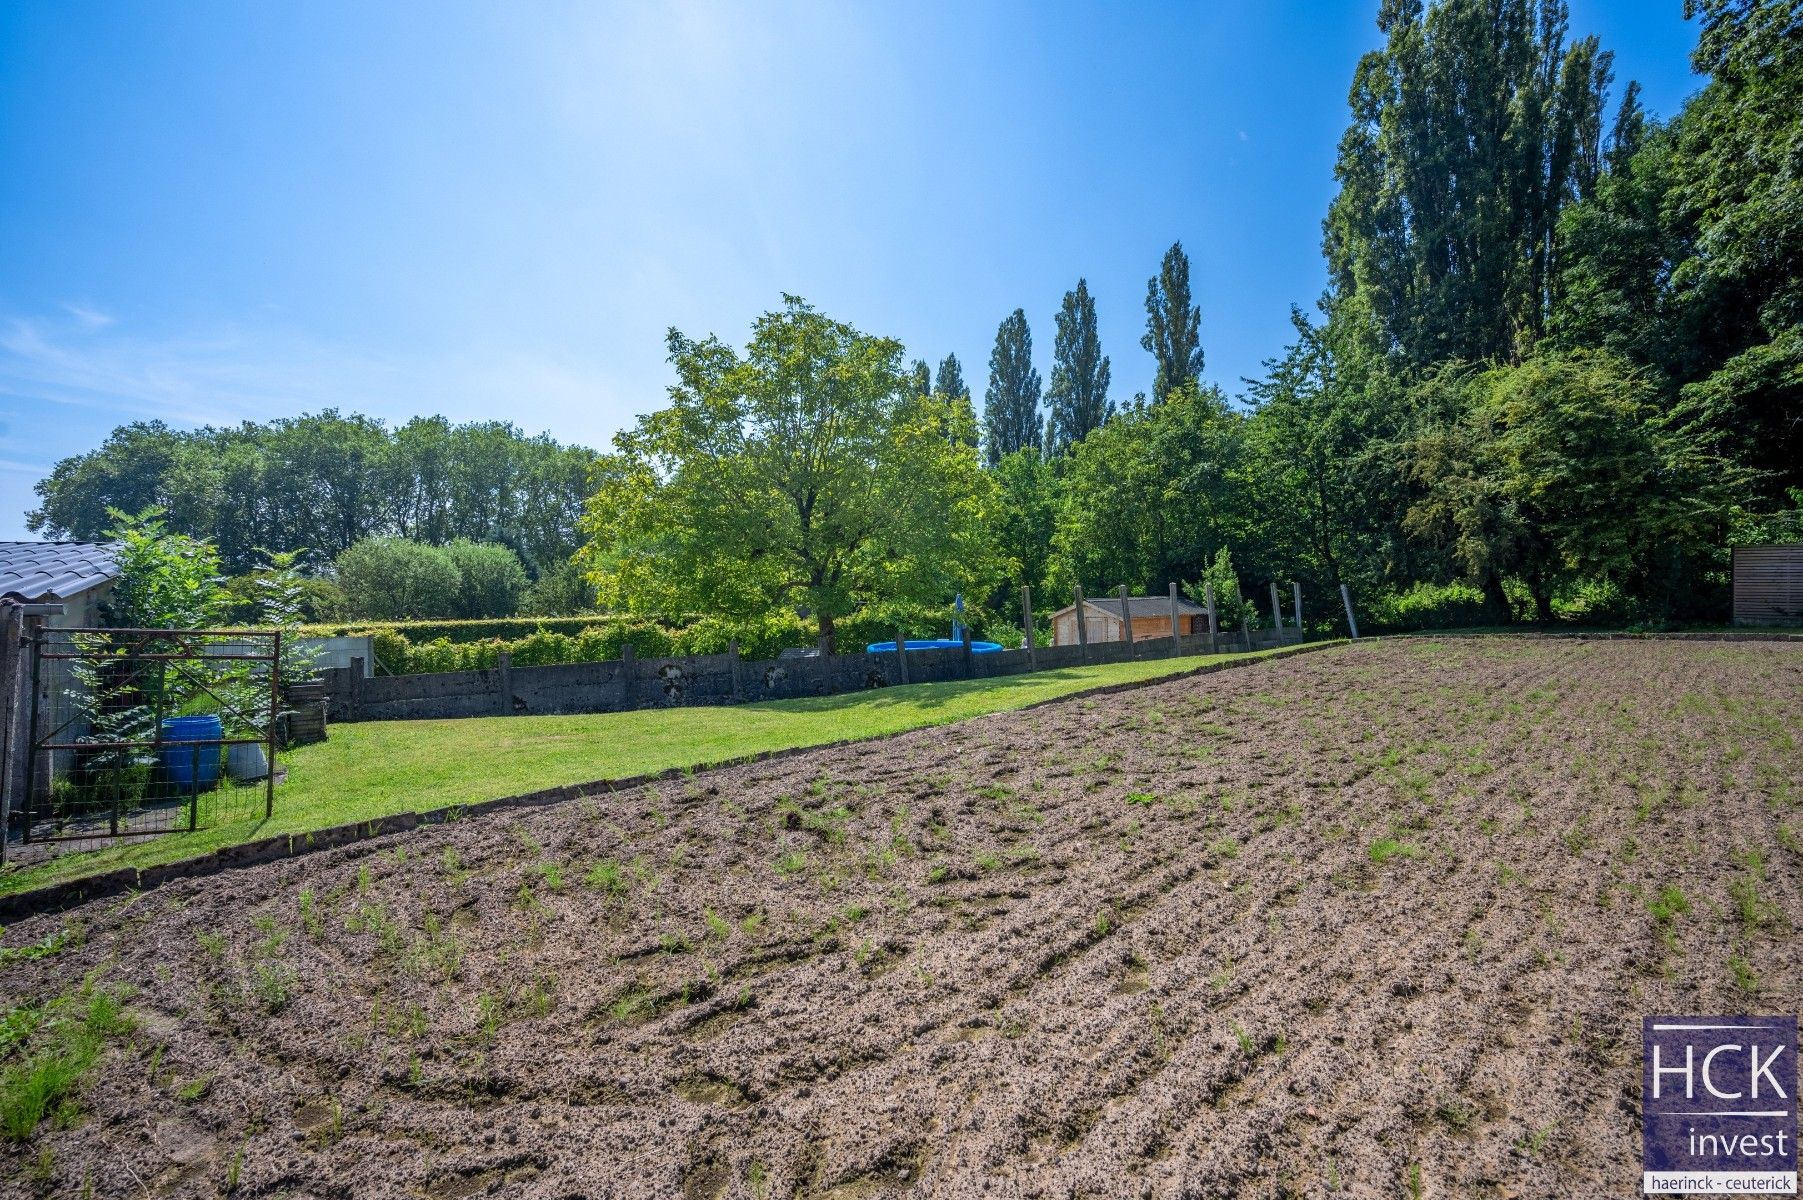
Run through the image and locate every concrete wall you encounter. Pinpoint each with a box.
[321,627,1302,723]
[298,635,375,677]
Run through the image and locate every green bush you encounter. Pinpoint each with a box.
[335,537,461,620]
[442,539,530,619]
[1366,581,1492,630]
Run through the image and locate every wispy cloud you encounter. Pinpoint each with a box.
[61,302,115,330]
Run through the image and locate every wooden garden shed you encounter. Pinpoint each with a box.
[1731,543,1803,626]
[1049,594,1207,646]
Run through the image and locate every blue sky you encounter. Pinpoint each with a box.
[0,2,1702,540]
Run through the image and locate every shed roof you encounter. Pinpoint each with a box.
[1055,595,1205,620]
[0,541,120,602]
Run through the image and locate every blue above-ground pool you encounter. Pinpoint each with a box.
[866,638,1004,653]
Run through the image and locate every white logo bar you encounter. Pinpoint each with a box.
[1643,1171,1797,1193]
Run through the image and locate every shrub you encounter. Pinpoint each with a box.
[335,538,461,620]
[1366,581,1492,631]
[520,559,596,617]
[443,539,529,619]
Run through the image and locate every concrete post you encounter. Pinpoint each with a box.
[1168,582,1182,657]
[1340,582,1360,640]
[1073,585,1090,664]
[1269,582,1285,646]
[1204,582,1218,655]
[1293,581,1305,642]
[728,639,742,703]
[1119,585,1133,657]
[1240,614,1253,653]
[1021,585,1036,670]
[349,656,366,721]
[620,643,637,711]
[496,649,513,716]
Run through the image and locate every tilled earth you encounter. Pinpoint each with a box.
[3,638,1801,1199]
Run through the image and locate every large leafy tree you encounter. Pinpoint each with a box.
[1045,278,1113,455]
[983,309,1043,464]
[987,448,1059,615]
[1244,309,1400,594]
[1141,242,1204,402]
[1663,0,1803,499]
[580,297,1001,651]
[1404,350,1748,619]
[1050,383,1248,595]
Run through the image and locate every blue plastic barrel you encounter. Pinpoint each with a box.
[160,715,223,791]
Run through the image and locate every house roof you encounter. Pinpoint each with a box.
[1055,595,1206,620]
[0,541,120,603]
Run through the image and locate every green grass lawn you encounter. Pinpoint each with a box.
[1,643,1327,898]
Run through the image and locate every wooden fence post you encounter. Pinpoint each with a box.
[1119,585,1133,657]
[1021,585,1036,669]
[620,643,637,710]
[1204,582,1218,655]
[1293,581,1305,642]
[496,649,513,716]
[728,639,743,703]
[894,628,910,684]
[1074,585,1090,664]
[1340,583,1360,640]
[1168,582,1182,657]
[1269,582,1285,646]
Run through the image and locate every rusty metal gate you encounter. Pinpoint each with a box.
[23,628,280,843]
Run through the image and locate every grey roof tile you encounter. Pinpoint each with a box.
[0,541,120,602]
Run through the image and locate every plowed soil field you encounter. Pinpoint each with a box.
[3,637,1800,1199]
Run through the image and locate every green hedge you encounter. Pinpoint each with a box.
[298,616,621,644]
[339,607,1013,675]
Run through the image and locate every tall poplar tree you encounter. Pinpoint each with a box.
[984,309,1043,465]
[1046,279,1113,454]
[1142,242,1205,402]
[1323,0,1614,366]
[935,353,978,449]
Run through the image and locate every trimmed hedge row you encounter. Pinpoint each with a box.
[298,616,626,644]
[348,609,1018,675]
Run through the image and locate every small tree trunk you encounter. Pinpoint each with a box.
[1482,575,1513,623]
[817,612,836,656]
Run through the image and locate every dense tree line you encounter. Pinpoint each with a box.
[28,412,595,576]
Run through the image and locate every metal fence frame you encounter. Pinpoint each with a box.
[23,627,280,843]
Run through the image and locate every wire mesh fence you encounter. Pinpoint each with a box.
[23,628,280,843]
